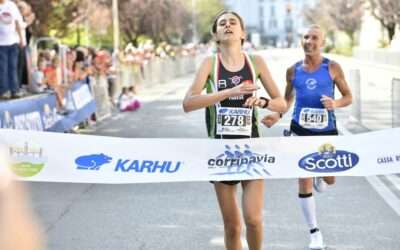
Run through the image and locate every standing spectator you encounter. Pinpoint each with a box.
[15,0,35,88]
[0,0,24,99]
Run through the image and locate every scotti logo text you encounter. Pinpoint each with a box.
[298,143,359,173]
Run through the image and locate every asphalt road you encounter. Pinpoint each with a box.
[27,51,400,250]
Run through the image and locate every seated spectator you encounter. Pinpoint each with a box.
[28,59,47,94]
[44,57,68,114]
[118,87,140,112]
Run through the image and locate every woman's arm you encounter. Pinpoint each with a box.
[183,56,258,113]
[245,55,286,112]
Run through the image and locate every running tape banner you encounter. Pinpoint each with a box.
[0,128,399,184]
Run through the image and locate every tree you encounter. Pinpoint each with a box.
[303,1,337,51]
[118,0,190,45]
[326,0,364,47]
[367,0,400,42]
[303,0,363,48]
[25,0,81,38]
[190,0,225,42]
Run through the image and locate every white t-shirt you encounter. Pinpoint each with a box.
[0,0,23,46]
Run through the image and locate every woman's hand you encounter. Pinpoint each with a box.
[243,96,267,108]
[228,82,259,98]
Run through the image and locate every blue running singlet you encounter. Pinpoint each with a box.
[291,57,338,135]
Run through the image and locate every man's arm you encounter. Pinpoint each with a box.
[324,61,352,110]
[283,65,295,114]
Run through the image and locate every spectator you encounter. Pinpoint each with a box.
[15,0,35,88]
[0,0,24,99]
[44,56,68,114]
[118,87,140,112]
[28,58,46,94]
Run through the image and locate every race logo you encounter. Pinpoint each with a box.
[9,142,47,177]
[75,153,112,170]
[305,78,317,90]
[208,144,275,177]
[75,154,183,173]
[299,143,359,173]
[229,75,243,86]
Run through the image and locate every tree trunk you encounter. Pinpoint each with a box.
[387,23,396,42]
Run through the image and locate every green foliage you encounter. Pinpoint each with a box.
[192,0,225,42]
[378,39,390,48]
[330,31,353,56]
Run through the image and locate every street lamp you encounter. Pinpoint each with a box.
[112,0,120,52]
[192,0,198,43]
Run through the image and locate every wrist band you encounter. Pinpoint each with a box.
[259,97,270,109]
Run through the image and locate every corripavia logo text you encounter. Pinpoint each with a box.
[208,144,275,177]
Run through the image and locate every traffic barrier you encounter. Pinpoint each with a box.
[392,78,400,128]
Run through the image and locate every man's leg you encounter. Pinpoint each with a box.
[299,178,324,249]
[7,44,20,96]
[0,46,8,96]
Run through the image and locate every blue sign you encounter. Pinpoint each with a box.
[0,81,96,132]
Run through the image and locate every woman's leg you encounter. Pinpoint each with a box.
[214,182,242,250]
[241,179,264,250]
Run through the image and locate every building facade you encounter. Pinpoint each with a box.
[224,0,315,47]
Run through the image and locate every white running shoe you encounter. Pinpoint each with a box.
[313,177,328,193]
[309,230,325,249]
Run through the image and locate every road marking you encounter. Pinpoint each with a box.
[385,174,400,192]
[365,176,400,216]
[210,236,248,249]
[338,122,400,217]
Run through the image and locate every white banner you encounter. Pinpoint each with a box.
[0,128,399,184]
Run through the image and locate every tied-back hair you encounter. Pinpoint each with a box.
[211,10,245,45]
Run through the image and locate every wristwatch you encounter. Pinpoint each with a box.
[259,97,269,109]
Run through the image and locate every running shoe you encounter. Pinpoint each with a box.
[313,177,328,193]
[309,230,325,249]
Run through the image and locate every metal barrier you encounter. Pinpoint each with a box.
[392,78,400,128]
[31,37,69,85]
[349,69,361,121]
[91,75,112,122]
[118,55,197,89]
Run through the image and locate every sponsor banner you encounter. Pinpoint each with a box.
[0,128,399,184]
[0,82,96,132]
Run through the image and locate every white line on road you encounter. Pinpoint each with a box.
[365,176,400,217]
[210,237,248,249]
[338,122,400,217]
[385,174,400,192]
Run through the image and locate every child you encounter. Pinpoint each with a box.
[118,87,140,112]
